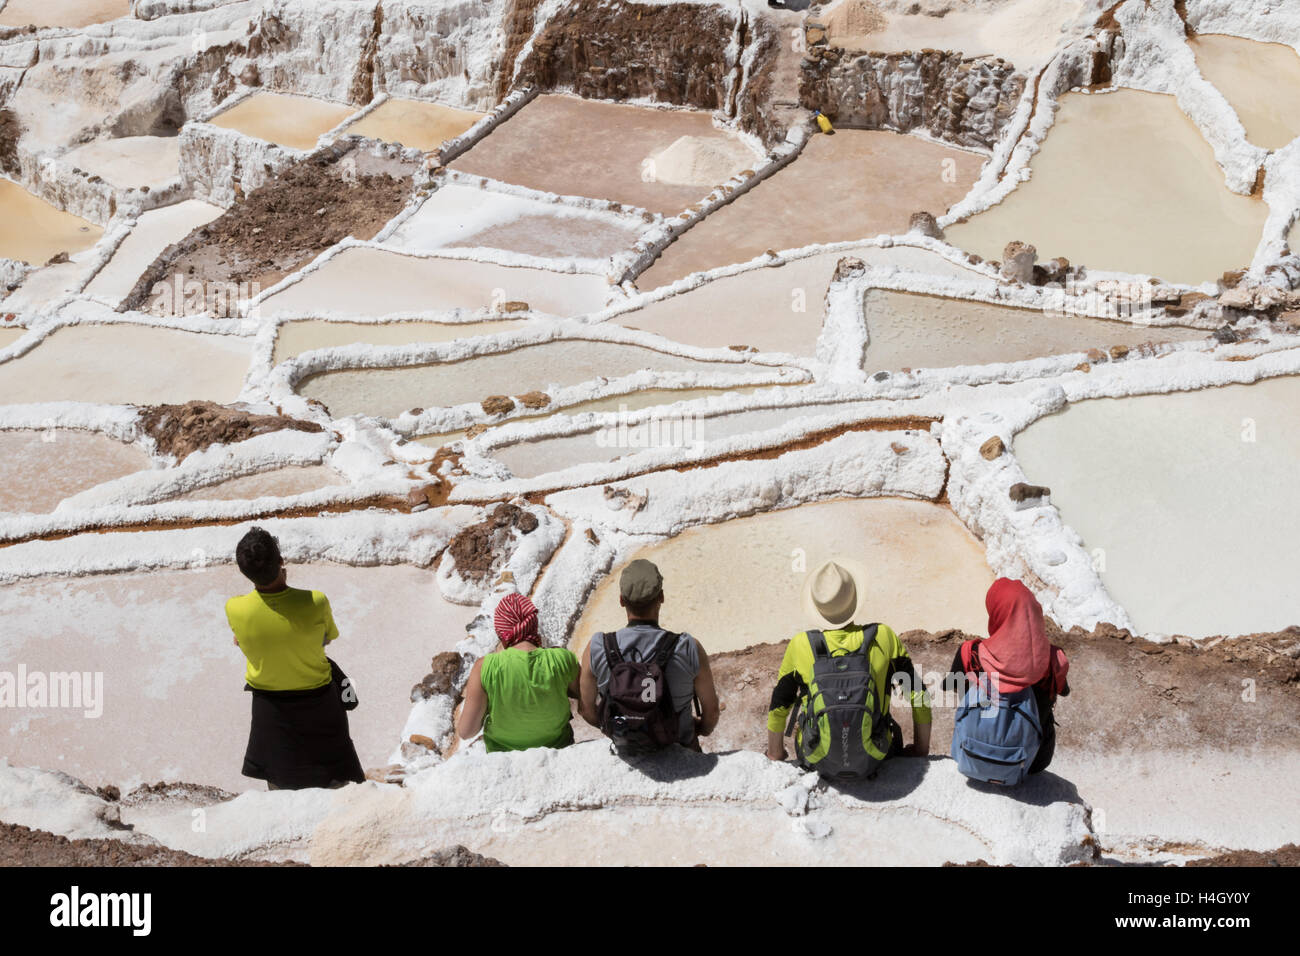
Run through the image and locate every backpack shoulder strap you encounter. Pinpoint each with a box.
[853,623,880,657]
[601,632,624,666]
[806,629,829,659]
[651,630,682,669]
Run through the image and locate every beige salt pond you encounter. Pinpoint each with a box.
[299,340,758,420]
[176,466,347,503]
[637,131,984,288]
[62,136,182,191]
[570,497,994,655]
[860,290,1205,373]
[259,246,610,318]
[84,200,224,305]
[0,179,103,266]
[0,326,24,349]
[450,94,761,215]
[1190,34,1300,151]
[208,92,358,152]
[341,98,483,152]
[946,90,1269,285]
[0,430,148,513]
[0,563,478,792]
[1014,376,1300,637]
[0,0,129,28]
[273,318,529,365]
[0,324,250,406]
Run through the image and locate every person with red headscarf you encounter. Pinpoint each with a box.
[943,578,1070,774]
[456,592,581,752]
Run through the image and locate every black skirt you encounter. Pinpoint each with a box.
[242,682,365,790]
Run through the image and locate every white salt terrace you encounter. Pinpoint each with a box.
[1014,375,1300,637]
[571,497,995,656]
[0,179,103,266]
[298,340,766,421]
[492,399,885,480]
[84,200,224,305]
[945,89,1270,286]
[1190,33,1300,151]
[272,318,529,366]
[0,0,130,29]
[0,430,149,514]
[0,325,250,406]
[386,183,646,261]
[259,246,610,318]
[341,98,483,152]
[176,466,347,503]
[450,94,762,215]
[62,136,182,191]
[208,92,359,152]
[859,290,1205,373]
[0,563,477,793]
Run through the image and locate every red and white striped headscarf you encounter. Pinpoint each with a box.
[494,592,540,648]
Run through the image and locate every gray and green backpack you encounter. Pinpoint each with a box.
[790,626,894,780]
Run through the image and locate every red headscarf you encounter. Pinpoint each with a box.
[977,578,1050,694]
[494,592,539,649]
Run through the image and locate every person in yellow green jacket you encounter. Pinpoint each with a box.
[765,560,930,776]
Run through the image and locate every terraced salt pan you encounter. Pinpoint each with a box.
[637,131,984,288]
[208,92,358,152]
[175,466,347,503]
[386,184,645,260]
[259,246,610,318]
[860,290,1205,373]
[1190,34,1300,151]
[0,327,25,348]
[1014,376,1300,637]
[0,325,250,406]
[570,498,994,655]
[84,200,224,305]
[822,0,1082,68]
[624,247,981,354]
[0,0,129,28]
[341,99,483,152]
[0,563,477,793]
[449,94,762,215]
[272,318,529,365]
[300,340,753,421]
[62,137,182,191]
[0,179,103,266]
[945,90,1270,285]
[0,430,148,513]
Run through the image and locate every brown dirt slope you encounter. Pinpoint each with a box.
[139,400,324,463]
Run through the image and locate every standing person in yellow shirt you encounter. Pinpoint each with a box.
[765,560,931,780]
[226,527,364,790]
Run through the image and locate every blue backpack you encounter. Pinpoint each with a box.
[952,677,1042,786]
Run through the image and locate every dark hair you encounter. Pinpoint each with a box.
[623,594,661,620]
[236,526,282,587]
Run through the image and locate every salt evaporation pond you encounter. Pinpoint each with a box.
[450,94,760,215]
[0,0,129,28]
[0,430,148,513]
[571,497,994,655]
[84,200,224,305]
[945,90,1269,285]
[0,327,24,349]
[176,466,347,503]
[0,179,103,265]
[62,136,182,191]
[208,92,358,152]
[386,184,645,260]
[1014,376,1300,637]
[341,98,482,151]
[299,340,754,420]
[860,290,1205,373]
[259,246,610,318]
[273,318,529,365]
[1190,34,1300,151]
[637,131,984,288]
[0,563,477,793]
[493,400,884,480]
[623,246,981,355]
[0,325,250,406]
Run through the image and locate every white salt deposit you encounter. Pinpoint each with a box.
[646,134,761,188]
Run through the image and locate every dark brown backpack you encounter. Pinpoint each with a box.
[596,630,682,755]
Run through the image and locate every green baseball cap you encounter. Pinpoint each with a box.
[619,559,663,604]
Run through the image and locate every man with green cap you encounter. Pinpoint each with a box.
[579,558,721,753]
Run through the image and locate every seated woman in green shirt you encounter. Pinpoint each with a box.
[456,592,580,752]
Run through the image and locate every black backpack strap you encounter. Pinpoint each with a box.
[651,630,682,669]
[600,632,623,666]
[853,623,879,657]
[806,629,828,658]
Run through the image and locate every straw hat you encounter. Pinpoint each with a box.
[800,559,870,629]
